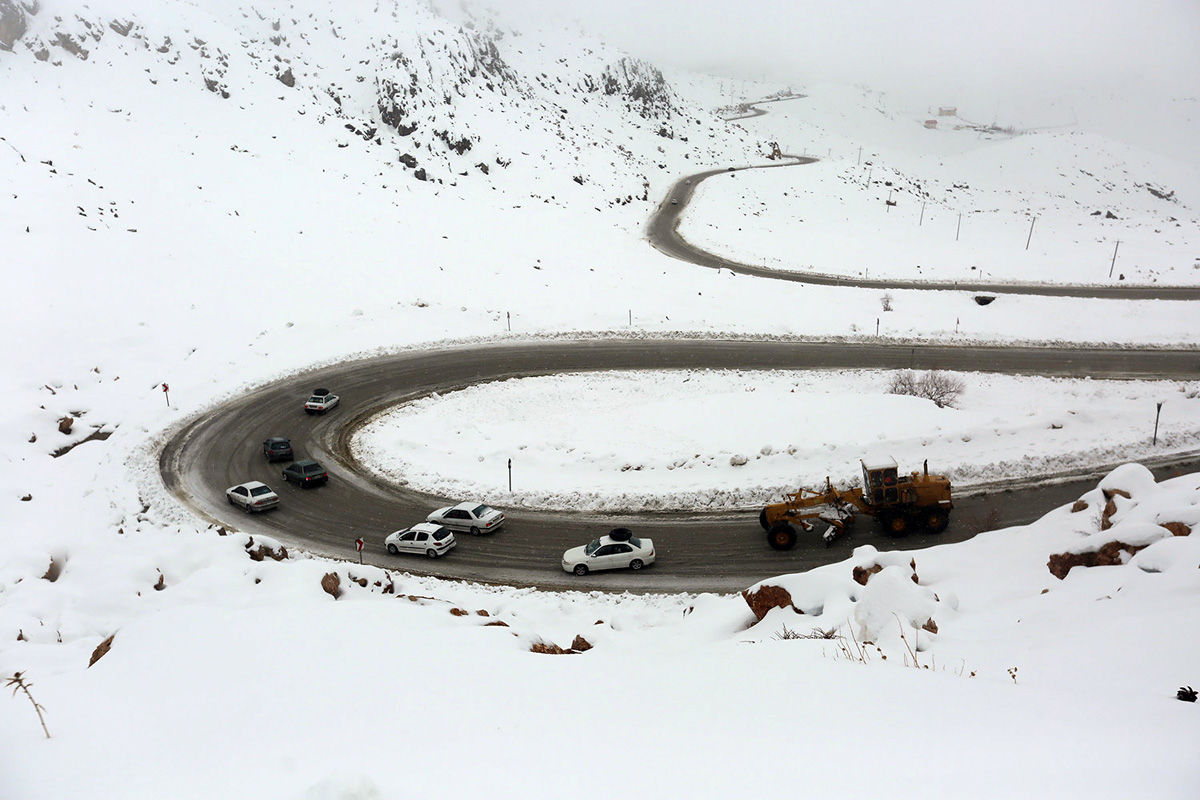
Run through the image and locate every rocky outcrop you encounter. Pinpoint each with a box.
[0,0,29,52]
[582,57,678,119]
[742,584,800,622]
[1100,488,1131,530]
[1047,540,1149,579]
[89,634,114,667]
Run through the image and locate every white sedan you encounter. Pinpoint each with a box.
[225,481,279,513]
[384,522,457,558]
[562,528,655,576]
[426,501,505,535]
[304,387,339,415]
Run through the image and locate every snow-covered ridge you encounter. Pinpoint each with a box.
[0,0,754,196]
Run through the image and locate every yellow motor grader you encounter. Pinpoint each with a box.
[759,458,953,549]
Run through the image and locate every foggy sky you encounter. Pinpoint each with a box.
[474,0,1200,124]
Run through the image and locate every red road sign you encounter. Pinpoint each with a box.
[355,538,364,552]
[162,383,169,392]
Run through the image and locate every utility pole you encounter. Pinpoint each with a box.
[1153,402,1163,445]
[1026,216,1037,250]
[857,146,862,165]
[919,201,926,226]
[1109,240,1121,278]
[956,213,962,242]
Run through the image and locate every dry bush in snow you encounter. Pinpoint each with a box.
[887,370,965,408]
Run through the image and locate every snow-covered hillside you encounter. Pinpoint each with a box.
[680,84,1200,285]
[2,1,1199,797]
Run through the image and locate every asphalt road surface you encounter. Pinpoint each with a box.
[160,339,1200,593]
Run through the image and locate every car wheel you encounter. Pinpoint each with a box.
[386,544,399,555]
[227,495,234,505]
[243,501,252,514]
[768,522,797,550]
[470,526,480,536]
[630,559,644,571]
[281,472,289,482]
[426,549,438,559]
[573,564,588,576]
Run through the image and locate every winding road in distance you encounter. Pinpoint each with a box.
[159,97,1200,593]
[652,95,1200,300]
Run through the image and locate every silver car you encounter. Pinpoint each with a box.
[426,501,505,535]
[384,522,457,559]
[562,528,655,576]
[225,481,280,513]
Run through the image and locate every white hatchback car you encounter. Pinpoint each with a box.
[225,481,280,513]
[384,522,457,559]
[304,387,339,415]
[562,528,655,576]
[426,501,505,535]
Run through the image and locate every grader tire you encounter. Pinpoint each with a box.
[880,512,911,537]
[922,508,950,534]
[768,522,798,551]
[758,508,769,530]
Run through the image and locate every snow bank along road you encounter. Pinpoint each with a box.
[650,99,1200,300]
[160,338,1200,593]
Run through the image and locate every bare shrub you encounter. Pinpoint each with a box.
[888,370,964,408]
[7,672,50,739]
[880,293,893,311]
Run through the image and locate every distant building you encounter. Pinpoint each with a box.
[938,106,957,116]
[924,119,938,129]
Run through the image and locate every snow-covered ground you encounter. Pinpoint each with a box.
[2,0,1199,796]
[353,369,1200,511]
[680,85,1200,286]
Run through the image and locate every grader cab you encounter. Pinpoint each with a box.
[759,457,953,550]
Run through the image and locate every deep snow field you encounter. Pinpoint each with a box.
[1,0,1199,797]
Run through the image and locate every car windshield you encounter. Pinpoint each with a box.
[308,396,323,403]
[629,536,642,548]
[302,464,322,473]
[472,504,493,517]
[432,528,450,540]
[250,486,273,497]
[584,539,602,556]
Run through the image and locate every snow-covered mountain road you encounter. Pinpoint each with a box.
[159,337,1200,592]
[650,99,1200,300]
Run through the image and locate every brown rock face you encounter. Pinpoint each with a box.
[1161,522,1192,537]
[741,584,799,622]
[89,634,114,667]
[1047,540,1148,580]
[320,572,341,599]
[58,416,74,435]
[853,564,883,586]
[1099,488,1132,531]
[530,641,572,655]
[1070,500,1089,513]
[570,635,593,652]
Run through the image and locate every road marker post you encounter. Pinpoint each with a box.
[355,537,364,564]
